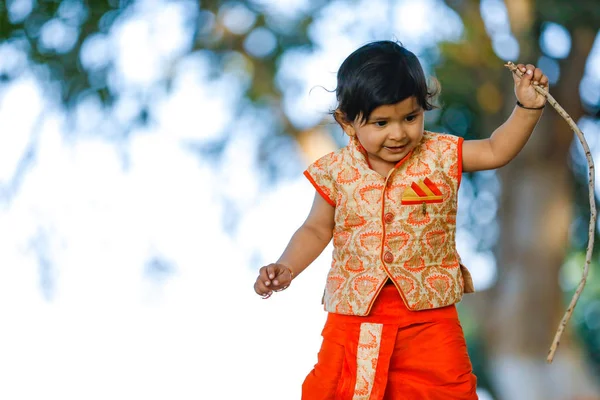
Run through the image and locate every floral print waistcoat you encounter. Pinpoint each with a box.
[304,131,475,316]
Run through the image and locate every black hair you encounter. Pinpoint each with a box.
[334,40,438,124]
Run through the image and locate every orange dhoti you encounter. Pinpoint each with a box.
[302,285,478,399]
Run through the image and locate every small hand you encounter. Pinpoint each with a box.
[254,263,294,299]
[513,63,549,109]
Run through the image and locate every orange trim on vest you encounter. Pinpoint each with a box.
[367,152,416,315]
[304,170,336,207]
[457,137,464,188]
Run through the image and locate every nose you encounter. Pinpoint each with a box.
[388,124,405,141]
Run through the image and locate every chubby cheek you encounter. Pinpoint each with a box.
[357,128,386,151]
[408,131,424,148]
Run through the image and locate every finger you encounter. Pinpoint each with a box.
[539,74,549,88]
[274,266,294,286]
[259,266,272,287]
[518,64,535,89]
[272,272,292,289]
[521,64,535,85]
[254,279,265,295]
[511,64,525,85]
[270,264,290,286]
[266,264,278,280]
[254,279,272,297]
[272,279,290,292]
[532,67,543,85]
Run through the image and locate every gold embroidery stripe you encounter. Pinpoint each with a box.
[353,323,383,400]
[402,195,443,202]
[416,181,436,196]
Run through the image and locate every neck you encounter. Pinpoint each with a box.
[369,158,396,177]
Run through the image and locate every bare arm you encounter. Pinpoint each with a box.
[277,192,335,277]
[254,192,334,297]
[462,63,549,173]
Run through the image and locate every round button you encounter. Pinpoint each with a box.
[383,252,394,263]
[384,212,394,223]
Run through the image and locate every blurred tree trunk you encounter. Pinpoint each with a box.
[480,5,600,400]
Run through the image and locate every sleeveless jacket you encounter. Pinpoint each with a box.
[304,131,475,316]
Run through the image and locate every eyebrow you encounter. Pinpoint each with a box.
[368,107,422,121]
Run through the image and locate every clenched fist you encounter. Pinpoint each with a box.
[254,263,294,299]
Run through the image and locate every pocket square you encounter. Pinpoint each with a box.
[401,178,443,205]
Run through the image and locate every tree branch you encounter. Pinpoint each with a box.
[504,61,596,364]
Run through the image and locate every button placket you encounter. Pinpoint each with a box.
[381,172,396,266]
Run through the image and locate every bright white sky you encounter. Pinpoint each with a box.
[0,0,598,399]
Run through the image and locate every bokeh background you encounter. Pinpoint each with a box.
[0,0,599,399]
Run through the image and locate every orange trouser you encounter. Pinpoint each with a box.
[302,285,478,400]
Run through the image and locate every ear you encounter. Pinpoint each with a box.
[333,109,356,137]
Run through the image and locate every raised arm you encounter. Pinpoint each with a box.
[254,192,335,297]
[462,63,549,173]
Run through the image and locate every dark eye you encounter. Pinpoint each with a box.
[406,115,417,122]
[374,121,387,127]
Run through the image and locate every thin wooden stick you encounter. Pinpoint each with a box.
[504,61,596,364]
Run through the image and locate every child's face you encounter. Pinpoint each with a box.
[344,97,424,173]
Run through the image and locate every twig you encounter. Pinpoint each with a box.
[504,61,596,364]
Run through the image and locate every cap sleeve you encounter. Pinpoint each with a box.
[431,132,463,188]
[304,154,337,207]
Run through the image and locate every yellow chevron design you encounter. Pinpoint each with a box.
[401,180,443,203]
